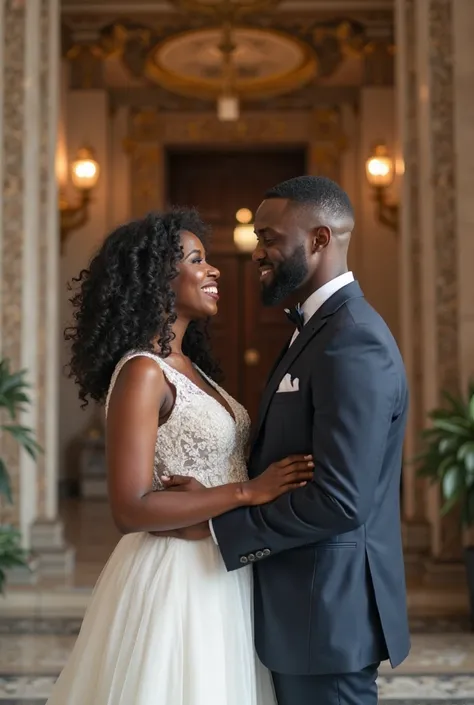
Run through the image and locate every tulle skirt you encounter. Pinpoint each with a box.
[46,532,277,705]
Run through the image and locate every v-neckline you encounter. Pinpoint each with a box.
[158,357,236,424]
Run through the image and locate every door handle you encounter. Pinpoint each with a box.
[244,348,260,366]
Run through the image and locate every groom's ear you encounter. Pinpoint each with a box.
[311,226,331,252]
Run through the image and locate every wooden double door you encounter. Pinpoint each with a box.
[167,148,306,422]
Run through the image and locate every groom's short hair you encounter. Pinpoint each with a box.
[265,175,354,222]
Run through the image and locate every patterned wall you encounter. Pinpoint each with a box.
[0,0,59,531]
[1,0,26,522]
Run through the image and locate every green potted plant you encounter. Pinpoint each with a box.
[417,383,474,626]
[0,359,41,592]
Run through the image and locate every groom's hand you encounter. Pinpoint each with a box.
[148,475,211,540]
[161,475,204,492]
[149,523,211,540]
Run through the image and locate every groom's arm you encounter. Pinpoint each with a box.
[211,322,401,571]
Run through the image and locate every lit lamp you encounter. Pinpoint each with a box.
[233,208,255,253]
[59,146,100,251]
[217,94,240,122]
[365,144,399,232]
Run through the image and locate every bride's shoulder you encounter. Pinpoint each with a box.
[111,351,166,390]
[106,351,168,415]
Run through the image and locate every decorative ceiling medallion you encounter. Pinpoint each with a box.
[146,27,317,100]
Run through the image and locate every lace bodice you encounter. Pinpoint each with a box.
[105,351,251,490]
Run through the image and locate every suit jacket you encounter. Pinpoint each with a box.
[212,281,410,676]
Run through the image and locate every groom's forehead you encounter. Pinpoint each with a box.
[255,200,313,239]
[255,199,295,228]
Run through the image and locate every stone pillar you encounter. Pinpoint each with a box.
[396,0,432,562]
[1,0,39,540]
[453,0,474,392]
[0,0,74,582]
[397,0,474,583]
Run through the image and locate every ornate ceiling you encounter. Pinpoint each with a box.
[146,27,317,99]
[61,0,394,110]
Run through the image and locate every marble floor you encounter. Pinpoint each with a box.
[0,618,473,703]
[1,500,472,703]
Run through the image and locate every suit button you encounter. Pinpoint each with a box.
[256,551,264,559]
[262,548,271,556]
[248,553,256,562]
[240,556,249,565]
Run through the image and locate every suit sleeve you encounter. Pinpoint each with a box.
[211,322,399,571]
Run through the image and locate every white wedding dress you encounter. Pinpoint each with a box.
[47,351,277,705]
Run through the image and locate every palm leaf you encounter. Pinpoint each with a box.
[469,393,474,424]
[0,526,29,594]
[430,418,471,436]
[416,384,474,528]
[1,425,41,460]
[441,390,467,416]
[0,360,32,420]
[0,360,38,592]
[468,379,474,404]
[0,459,12,504]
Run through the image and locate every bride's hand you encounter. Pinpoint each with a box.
[240,455,314,506]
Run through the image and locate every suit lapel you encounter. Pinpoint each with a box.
[253,280,364,444]
[265,337,291,385]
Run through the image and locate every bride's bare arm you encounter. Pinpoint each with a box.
[106,357,313,534]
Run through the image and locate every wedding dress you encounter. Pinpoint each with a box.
[47,351,277,705]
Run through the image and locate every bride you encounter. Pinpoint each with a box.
[48,207,314,705]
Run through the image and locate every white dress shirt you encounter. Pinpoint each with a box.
[289,271,354,346]
[209,271,355,544]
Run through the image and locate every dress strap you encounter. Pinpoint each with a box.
[105,351,178,416]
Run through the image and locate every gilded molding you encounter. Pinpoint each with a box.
[405,0,423,444]
[429,0,459,397]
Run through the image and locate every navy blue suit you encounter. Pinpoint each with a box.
[212,281,410,704]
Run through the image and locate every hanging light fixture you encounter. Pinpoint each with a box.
[217,94,239,122]
[217,22,239,122]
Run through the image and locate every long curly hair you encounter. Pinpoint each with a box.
[65,208,222,408]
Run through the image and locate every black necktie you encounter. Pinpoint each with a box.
[284,305,305,331]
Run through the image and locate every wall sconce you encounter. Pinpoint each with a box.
[233,207,255,253]
[59,147,100,251]
[365,144,399,232]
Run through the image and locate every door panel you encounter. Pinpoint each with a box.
[208,254,240,400]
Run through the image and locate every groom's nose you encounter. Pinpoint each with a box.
[252,244,266,263]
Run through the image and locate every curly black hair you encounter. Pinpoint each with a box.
[65,208,222,408]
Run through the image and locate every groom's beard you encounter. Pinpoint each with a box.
[260,244,309,306]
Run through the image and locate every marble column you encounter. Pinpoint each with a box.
[453,0,474,393]
[397,0,474,580]
[0,0,74,581]
[396,0,432,561]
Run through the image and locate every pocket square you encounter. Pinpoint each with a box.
[277,373,300,393]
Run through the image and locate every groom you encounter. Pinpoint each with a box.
[166,175,410,704]
[210,175,410,705]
